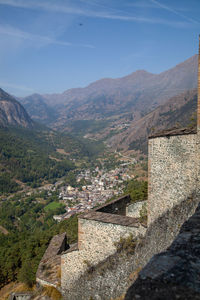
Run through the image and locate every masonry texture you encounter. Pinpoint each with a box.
[61,211,146,297]
[61,193,199,300]
[148,131,197,225]
[126,201,147,218]
[125,201,200,300]
[60,126,200,299]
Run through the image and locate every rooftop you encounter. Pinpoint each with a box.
[149,126,197,139]
[79,211,141,227]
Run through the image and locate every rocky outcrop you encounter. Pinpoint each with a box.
[109,89,197,152]
[0,88,34,128]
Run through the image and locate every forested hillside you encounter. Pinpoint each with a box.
[0,125,105,193]
[0,190,78,288]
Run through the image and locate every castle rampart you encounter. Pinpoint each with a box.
[61,206,146,297]
[60,192,199,300]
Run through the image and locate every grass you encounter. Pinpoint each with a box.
[43,285,62,300]
[44,202,64,211]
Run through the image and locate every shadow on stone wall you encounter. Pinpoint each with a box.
[125,200,200,300]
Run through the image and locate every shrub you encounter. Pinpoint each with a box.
[114,234,137,255]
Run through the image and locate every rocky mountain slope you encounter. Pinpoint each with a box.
[19,93,57,124]
[20,55,198,131]
[108,89,197,152]
[0,88,34,128]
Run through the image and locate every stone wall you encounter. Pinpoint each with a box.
[36,233,68,288]
[9,293,33,300]
[126,201,147,218]
[125,201,200,300]
[78,212,145,253]
[61,212,146,298]
[61,193,199,300]
[148,132,197,225]
[60,124,200,299]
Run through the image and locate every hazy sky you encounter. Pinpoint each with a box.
[0,0,200,96]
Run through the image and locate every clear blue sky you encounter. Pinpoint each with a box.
[0,0,200,96]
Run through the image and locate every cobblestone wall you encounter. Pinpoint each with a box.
[148,133,197,225]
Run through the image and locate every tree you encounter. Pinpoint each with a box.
[18,260,36,287]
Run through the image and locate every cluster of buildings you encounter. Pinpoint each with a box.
[53,166,134,222]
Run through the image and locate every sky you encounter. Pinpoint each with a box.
[0,0,200,97]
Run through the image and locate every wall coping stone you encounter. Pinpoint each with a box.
[78,211,141,227]
[36,232,68,288]
[36,255,61,286]
[149,126,197,139]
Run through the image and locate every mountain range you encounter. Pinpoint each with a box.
[0,54,198,153]
[20,54,197,129]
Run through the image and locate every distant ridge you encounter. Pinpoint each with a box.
[20,55,198,131]
[0,88,34,128]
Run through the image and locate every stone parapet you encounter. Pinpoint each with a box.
[61,215,146,297]
[61,192,199,300]
[36,233,68,288]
